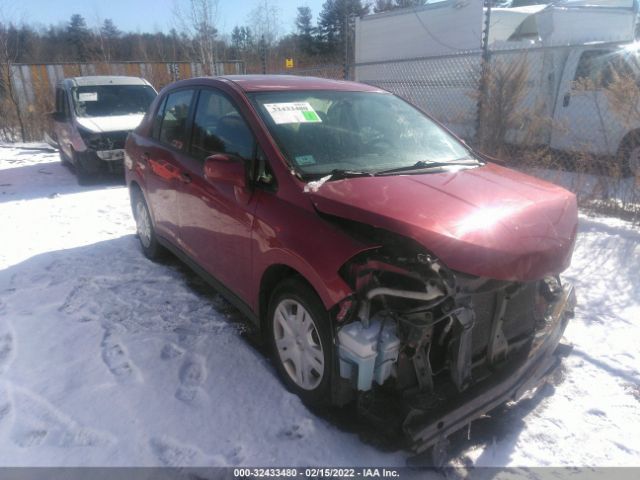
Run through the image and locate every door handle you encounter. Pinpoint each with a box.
[179,172,192,184]
[563,92,571,107]
[140,152,150,164]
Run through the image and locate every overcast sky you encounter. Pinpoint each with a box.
[5,0,326,37]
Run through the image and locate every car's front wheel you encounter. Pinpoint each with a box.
[132,191,164,260]
[71,150,92,185]
[59,148,71,166]
[268,278,333,406]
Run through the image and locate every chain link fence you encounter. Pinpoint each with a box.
[352,43,640,223]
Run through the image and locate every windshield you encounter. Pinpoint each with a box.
[249,90,474,177]
[71,84,156,118]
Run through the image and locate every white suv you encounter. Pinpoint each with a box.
[51,76,157,183]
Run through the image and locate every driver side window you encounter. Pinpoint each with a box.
[190,89,255,162]
[56,88,70,118]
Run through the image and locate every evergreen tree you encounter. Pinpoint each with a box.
[67,14,91,61]
[99,19,120,61]
[317,0,368,53]
[373,0,425,13]
[101,19,121,40]
[295,6,316,55]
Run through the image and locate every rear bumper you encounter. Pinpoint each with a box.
[405,284,576,454]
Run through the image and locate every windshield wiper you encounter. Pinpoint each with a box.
[326,168,374,180]
[375,159,481,176]
[303,169,373,192]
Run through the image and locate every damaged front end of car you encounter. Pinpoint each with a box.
[77,127,128,173]
[330,227,576,456]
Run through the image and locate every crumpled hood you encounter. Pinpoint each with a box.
[76,114,145,133]
[308,163,578,281]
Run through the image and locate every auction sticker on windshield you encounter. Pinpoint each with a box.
[264,102,322,124]
[78,92,98,102]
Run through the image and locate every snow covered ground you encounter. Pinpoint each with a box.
[0,144,638,468]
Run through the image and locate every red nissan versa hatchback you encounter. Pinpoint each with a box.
[124,75,577,455]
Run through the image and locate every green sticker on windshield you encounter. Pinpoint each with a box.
[302,110,320,122]
[295,155,316,165]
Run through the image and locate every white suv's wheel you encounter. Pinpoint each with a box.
[627,144,640,177]
[268,278,332,405]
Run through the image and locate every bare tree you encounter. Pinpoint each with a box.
[248,0,280,48]
[0,5,26,141]
[174,0,220,75]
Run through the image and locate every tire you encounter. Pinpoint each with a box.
[132,190,164,260]
[619,138,640,178]
[59,148,71,166]
[267,277,333,407]
[71,150,92,185]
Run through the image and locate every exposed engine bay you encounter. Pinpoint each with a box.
[332,231,576,455]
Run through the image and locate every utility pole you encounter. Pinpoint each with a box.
[261,35,267,74]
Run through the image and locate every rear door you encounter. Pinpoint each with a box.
[141,88,196,244]
[176,87,259,301]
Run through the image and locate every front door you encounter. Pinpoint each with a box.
[53,87,73,157]
[551,49,630,156]
[176,88,259,301]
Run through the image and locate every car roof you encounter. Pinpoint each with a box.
[62,76,151,87]
[218,75,386,93]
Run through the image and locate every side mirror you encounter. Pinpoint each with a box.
[50,111,65,122]
[204,153,246,189]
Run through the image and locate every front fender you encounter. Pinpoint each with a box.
[250,192,377,312]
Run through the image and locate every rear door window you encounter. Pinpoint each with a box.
[158,89,195,151]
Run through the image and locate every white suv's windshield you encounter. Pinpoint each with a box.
[71,84,156,118]
[250,90,476,178]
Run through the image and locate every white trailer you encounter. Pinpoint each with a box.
[355,0,640,175]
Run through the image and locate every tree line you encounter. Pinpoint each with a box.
[0,0,433,70]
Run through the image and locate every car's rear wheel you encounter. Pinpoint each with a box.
[618,136,640,178]
[267,278,333,406]
[132,191,164,260]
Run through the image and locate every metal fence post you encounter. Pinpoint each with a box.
[261,36,267,75]
[475,0,493,147]
[343,13,349,80]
